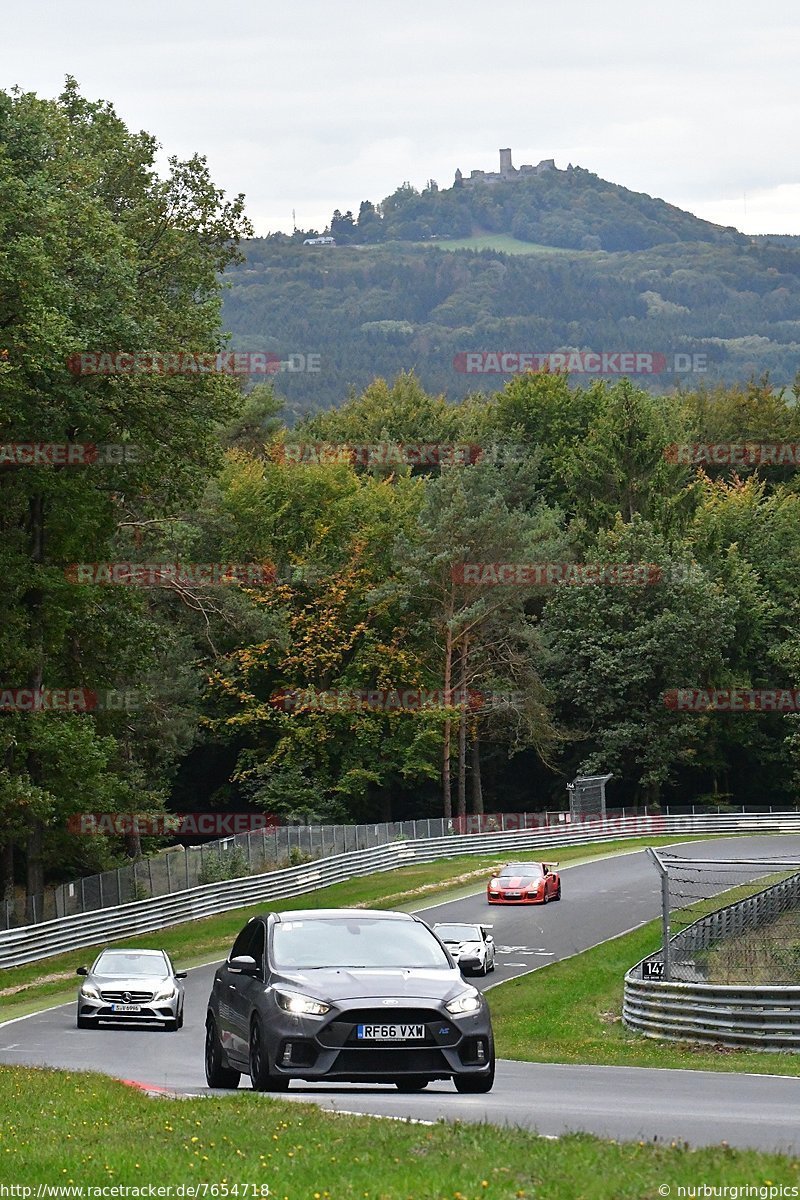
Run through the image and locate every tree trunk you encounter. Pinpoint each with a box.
[457,705,467,819]
[470,722,484,814]
[0,841,13,903]
[25,824,44,920]
[25,492,46,918]
[441,611,454,820]
[456,640,468,818]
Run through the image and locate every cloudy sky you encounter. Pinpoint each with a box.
[4,0,800,235]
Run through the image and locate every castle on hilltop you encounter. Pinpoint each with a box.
[454,148,560,188]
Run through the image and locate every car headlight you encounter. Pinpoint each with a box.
[274,989,330,1016]
[153,984,177,1002]
[79,984,100,1000]
[446,989,482,1015]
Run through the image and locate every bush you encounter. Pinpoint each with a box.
[197,847,250,884]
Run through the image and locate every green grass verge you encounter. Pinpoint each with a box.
[419,233,584,255]
[0,836,723,1023]
[490,917,800,1077]
[1,1066,798,1197]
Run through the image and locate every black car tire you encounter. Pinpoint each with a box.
[178,1007,184,1029]
[76,1015,92,1030]
[164,1016,179,1032]
[394,1076,428,1091]
[205,1016,241,1089]
[541,888,548,904]
[554,882,561,900]
[249,1016,290,1092]
[454,1057,495,1094]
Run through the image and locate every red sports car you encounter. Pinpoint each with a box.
[487,861,561,905]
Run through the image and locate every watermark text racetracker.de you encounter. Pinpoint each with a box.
[665,443,800,467]
[68,350,320,376]
[67,812,280,836]
[0,443,138,467]
[270,687,524,713]
[452,561,710,586]
[64,562,275,586]
[664,689,800,713]
[274,441,526,467]
[0,688,143,713]
[454,350,708,375]
[0,1185,270,1198]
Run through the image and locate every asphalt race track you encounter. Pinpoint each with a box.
[3,836,800,1152]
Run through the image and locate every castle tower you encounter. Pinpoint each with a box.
[499,148,514,178]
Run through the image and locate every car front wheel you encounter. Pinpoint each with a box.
[395,1076,428,1091]
[249,1017,289,1092]
[454,1057,495,1094]
[205,1016,240,1089]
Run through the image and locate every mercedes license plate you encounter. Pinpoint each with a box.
[356,1023,425,1040]
[111,1003,141,1012]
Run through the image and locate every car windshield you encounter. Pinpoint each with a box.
[94,952,167,976]
[435,924,481,942]
[500,863,543,877]
[271,917,452,970]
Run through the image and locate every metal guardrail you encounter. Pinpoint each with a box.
[624,868,800,1048]
[4,807,654,929]
[3,811,800,971]
[623,978,800,1050]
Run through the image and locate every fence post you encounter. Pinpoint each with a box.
[99,873,104,909]
[116,868,122,905]
[166,852,172,893]
[648,847,671,982]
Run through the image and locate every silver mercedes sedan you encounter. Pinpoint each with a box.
[76,947,186,1030]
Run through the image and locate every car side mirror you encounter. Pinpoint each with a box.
[174,971,188,979]
[76,966,88,976]
[229,955,259,975]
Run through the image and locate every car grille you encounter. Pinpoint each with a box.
[330,1047,449,1074]
[318,1007,460,1052]
[99,990,155,1003]
[338,1007,441,1026]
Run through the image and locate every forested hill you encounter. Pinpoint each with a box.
[317,164,749,253]
[222,231,800,416]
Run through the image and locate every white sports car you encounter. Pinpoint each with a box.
[432,922,496,976]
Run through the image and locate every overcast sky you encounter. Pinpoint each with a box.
[4,0,800,236]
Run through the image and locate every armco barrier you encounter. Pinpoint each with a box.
[623,977,800,1050]
[2,812,800,970]
[624,860,800,1049]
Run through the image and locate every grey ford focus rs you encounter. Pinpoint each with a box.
[204,908,495,1093]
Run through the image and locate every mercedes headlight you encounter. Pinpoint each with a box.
[446,989,482,1015]
[153,984,177,1002]
[275,989,330,1016]
[79,984,100,1000]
